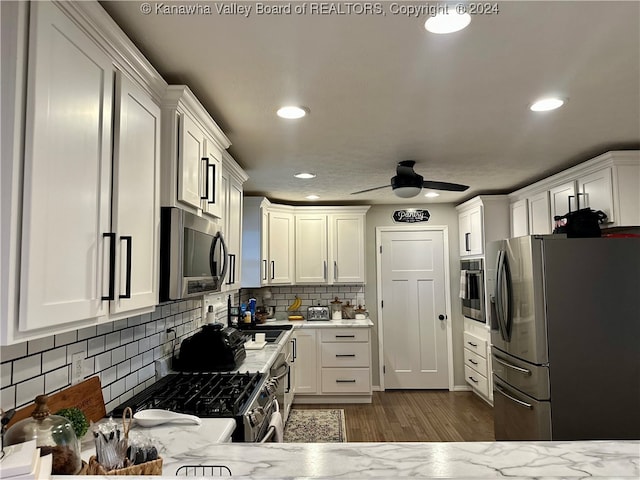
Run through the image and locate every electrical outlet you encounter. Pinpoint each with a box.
[71,352,84,385]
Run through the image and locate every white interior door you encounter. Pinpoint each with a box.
[380,229,449,389]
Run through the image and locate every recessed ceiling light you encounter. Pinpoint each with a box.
[277,106,308,119]
[530,97,565,112]
[294,172,316,179]
[305,195,320,200]
[424,12,471,34]
[424,192,440,198]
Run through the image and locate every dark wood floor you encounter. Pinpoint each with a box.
[293,390,495,442]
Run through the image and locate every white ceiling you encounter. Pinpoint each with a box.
[100,0,640,205]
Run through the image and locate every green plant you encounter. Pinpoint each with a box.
[55,407,89,438]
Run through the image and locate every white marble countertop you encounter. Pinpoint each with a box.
[58,440,640,479]
[260,318,374,328]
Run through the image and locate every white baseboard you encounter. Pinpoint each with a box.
[452,385,472,392]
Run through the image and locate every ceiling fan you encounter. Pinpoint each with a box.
[351,160,470,198]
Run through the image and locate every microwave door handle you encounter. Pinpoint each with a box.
[211,232,229,281]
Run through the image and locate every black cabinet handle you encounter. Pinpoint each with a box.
[226,254,236,285]
[336,379,357,383]
[201,157,209,200]
[335,354,356,358]
[335,335,355,339]
[465,232,471,252]
[262,259,267,281]
[468,359,478,365]
[102,232,116,301]
[207,162,216,204]
[119,236,132,299]
[468,376,479,384]
[271,260,275,280]
[467,341,478,347]
[292,338,297,361]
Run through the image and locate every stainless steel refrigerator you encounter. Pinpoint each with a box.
[486,235,640,440]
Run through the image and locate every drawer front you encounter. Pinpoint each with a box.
[321,342,370,367]
[463,332,487,358]
[321,368,371,393]
[321,328,369,343]
[464,365,489,397]
[464,348,488,377]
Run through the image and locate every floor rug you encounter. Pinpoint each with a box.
[283,409,347,443]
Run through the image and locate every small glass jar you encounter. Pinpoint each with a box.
[4,395,82,475]
[331,297,343,320]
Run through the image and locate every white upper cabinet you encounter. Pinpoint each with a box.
[220,154,247,291]
[2,1,166,344]
[295,208,369,284]
[18,1,114,333]
[267,207,296,285]
[161,85,230,217]
[110,72,161,317]
[509,151,640,235]
[510,199,529,238]
[457,196,509,258]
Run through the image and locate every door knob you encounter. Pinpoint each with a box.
[438,314,447,321]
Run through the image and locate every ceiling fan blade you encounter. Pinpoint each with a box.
[397,160,417,177]
[422,180,469,192]
[351,185,391,195]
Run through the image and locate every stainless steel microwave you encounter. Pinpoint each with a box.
[160,207,228,301]
[460,258,485,323]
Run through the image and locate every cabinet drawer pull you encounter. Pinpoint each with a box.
[119,235,132,299]
[468,359,478,365]
[335,354,356,358]
[271,260,275,280]
[336,379,357,383]
[335,335,355,339]
[262,259,267,280]
[467,341,478,347]
[468,376,479,384]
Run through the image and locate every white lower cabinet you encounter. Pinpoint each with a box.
[462,323,492,403]
[294,326,372,403]
[292,329,318,394]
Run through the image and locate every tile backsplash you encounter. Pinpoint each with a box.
[0,298,209,415]
[240,285,367,312]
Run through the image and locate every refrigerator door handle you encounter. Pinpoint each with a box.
[494,355,532,376]
[495,250,509,342]
[495,385,533,410]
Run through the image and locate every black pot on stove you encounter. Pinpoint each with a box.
[175,323,246,372]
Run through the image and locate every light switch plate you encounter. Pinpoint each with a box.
[71,352,84,385]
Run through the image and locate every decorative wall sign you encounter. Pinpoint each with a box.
[392,209,431,223]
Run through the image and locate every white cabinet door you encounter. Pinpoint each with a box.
[226,174,243,289]
[110,72,160,316]
[510,199,529,238]
[528,191,551,235]
[19,1,113,331]
[578,168,613,223]
[260,208,269,286]
[178,113,205,209]
[549,181,576,229]
[331,214,366,283]
[201,138,223,219]
[295,214,328,283]
[268,211,295,284]
[459,206,483,256]
[293,329,318,394]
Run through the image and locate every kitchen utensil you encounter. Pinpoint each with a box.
[133,409,201,428]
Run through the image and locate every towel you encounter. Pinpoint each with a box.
[459,270,468,299]
[268,399,284,442]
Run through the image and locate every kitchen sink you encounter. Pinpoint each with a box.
[238,324,292,344]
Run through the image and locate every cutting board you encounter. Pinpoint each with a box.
[7,376,106,428]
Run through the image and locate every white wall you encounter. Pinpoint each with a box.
[364,204,466,388]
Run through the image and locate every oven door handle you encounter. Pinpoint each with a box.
[271,362,290,382]
[260,425,276,443]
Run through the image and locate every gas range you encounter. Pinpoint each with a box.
[112,371,277,442]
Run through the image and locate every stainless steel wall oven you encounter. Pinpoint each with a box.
[460,258,485,323]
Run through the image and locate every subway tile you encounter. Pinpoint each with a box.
[138,337,150,354]
[16,376,44,407]
[111,346,126,364]
[120,327,134,344]
[142,350,154,366]
[153,346,162,360]
[141,313,152,324]
[105,399,120,414]
[120,389,134,404]
[134,325,146,341]
[1,385,16,410]
[77,326,97,341]
[42,347,67,373]
[151,308,161,321]
[45,366,69,394]
[130,354,143,372]
[1,343,27,362]
[139,364,154,383]
[13,354,42,383]
[88,336,105,357]
[149,334,160,349]
[1,363,12,388]
[170,303,180,315]
[165,315,175,329]
[111,378,126,398]
[96,322,113,336]
[127,315,142,327]
[133,383,147,396]
[161,305,172,318]
[27,336,54,355]
[112,318,128,331]
[102,386,111,404]
[101,366,117,386]
[125,372,138,392]
[155,318,166,333]
[66,342,87,364]
[54,330,77,347]
[95,351,112,372]
[117,360,131,379]
[82,357,95,377]
[125,342,139,359]
[105,332,121,351]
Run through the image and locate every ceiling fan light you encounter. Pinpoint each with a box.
[394,186,422,198]
[424,191,440,198]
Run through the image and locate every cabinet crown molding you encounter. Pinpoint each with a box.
[456,195,509,212]
[509,150,640,201]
